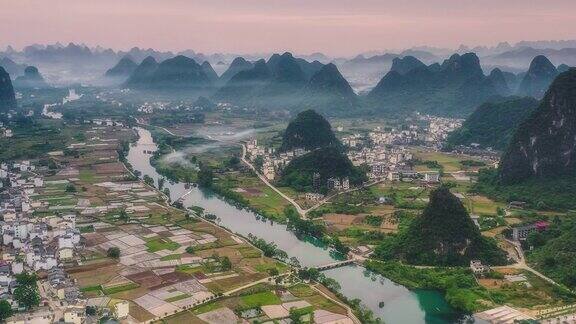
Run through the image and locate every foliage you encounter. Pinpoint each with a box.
[279,147,367,193]
[474,168,576,210]
[107,247,120,258]
[197,165,214,188]
[0,299,13,320]
[365,261,489,313]
[364,215,383,227]
[13,273,40,310]
[445,97,539,150]
[374,186,508,266]
[247,234,288,261]
[526,216,576,289]
[279,109,341,152]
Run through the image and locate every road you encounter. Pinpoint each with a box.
[240,143,387,218]
[240,144,309,217]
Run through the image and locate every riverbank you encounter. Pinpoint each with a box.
[126,126,463,323]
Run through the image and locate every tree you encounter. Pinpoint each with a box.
[118,209,129,223]
[85,306,97,316]
[220,256,232,271]
[65,184,77,192]
[185,246,195,254]
[143,175,154,187]
[0,300,13,321]
[13,282,40,310]
[197,165,214,188]
[107,247,120,259]
[289,257,301,268]
[158,178,165,190]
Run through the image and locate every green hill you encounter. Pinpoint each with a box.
[279,110,340,152]
[445,97,539,150]
[278,146,367,193]
[375,186,508,266]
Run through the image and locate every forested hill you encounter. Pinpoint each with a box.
[279,109,340,152]
[375,186,508,266]
[278,146,367,193]
[445,97,539,150]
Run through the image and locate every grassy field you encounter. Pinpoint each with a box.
[146,237,180,252]
[240,291,282,308]
[102,282,140,295]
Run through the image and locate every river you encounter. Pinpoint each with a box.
[127,127,466,324]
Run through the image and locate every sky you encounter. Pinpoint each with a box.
[1,0,576,56]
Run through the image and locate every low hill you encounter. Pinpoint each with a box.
[0,67,16,111]
[14,66,48,88]
[105,55,138,78]
[374,186,508,266]
[278,146,367,193]
[279,110,340,152]
[445,97,539,150]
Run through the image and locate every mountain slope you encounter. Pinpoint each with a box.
[375,186,508,266]
[218,57,253,86]
[125,56,159,87]
[279,109,340,152]
[0,67,16,111]
[499,68,576,184]
[390,56,426,75]
[126,55,212,90]
[299,63,358,114]
[201,61,218,83]
[367,53,501,117]
[0,57,26,77]
[446,97,539,150]
[105,56,138,78]
[517,55,558,98]
[214,59,272,102]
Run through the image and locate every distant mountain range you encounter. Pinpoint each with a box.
[214,52,355,113]
[366,53,506,116]
[0,67,17,111]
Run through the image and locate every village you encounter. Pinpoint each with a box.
[0,122,358,324]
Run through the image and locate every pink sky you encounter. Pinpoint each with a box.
[1,0,576,56]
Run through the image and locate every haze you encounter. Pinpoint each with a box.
[2,0,576,56]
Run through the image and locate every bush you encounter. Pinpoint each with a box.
[107,247,120,259]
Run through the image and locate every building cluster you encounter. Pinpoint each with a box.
[422,114,463,145]
[343,130,440,183]
[0,121,13,138]
[511,221,550,241]
[0,161,86,319]
[245,139,308,181]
